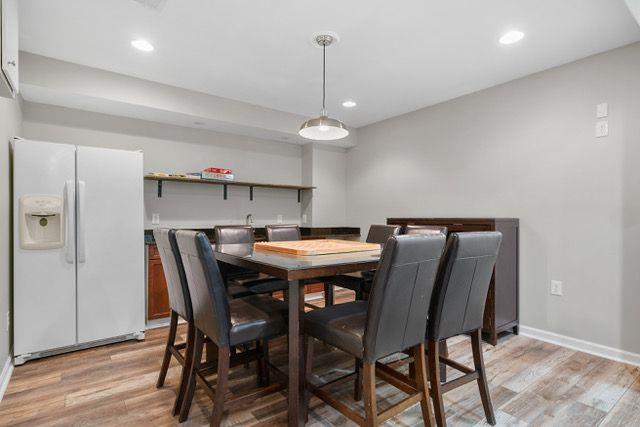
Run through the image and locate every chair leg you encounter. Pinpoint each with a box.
[354,358,363,401]
[257,339,270,387]
[471,329,496,425]
[428,340,446,427]
[439,339,448,383]
[304,336,315,422]
[362,362,377,427]
[413,343,435,427]
[172,321,195,416]
[179,329,204,423]
[157,310,178,388]
[323,283,334,307]
[210,346,231,427]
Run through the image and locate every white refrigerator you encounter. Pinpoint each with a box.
[13,138,145,364]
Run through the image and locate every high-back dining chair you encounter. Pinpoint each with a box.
[176,230,288,426]
[265,224,301,241]
[153,228,195,416]
[305,234,447,426]
[426,232,502,427]
[323,224,401,306]
[215,225,289,298]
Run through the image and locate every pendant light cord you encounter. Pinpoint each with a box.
[322,44,326,113]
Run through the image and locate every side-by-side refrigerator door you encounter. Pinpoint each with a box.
[13,138,77,356]
[76,146,144,343]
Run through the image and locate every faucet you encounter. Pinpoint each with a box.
[245,213,254,226]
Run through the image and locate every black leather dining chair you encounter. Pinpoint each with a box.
[153,229,195,416]
[215,225,290,298]
[265,224,302,241]
[304,234,446,427]
[426,232,502,427]
[323,224,401,306]
[176,230,288,426]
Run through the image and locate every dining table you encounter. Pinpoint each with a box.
[214,242,381,426]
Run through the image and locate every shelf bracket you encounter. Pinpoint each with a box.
[157,180,163,198]
[297,189,301,203]
[249,186,254,201]
[223,184,228,200]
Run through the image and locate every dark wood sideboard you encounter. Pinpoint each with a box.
[387,218,519,345]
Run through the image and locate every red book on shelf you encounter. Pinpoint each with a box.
[203,167,232,174]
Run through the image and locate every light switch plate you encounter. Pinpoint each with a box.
[302,214,307,224]
[595,120,609,138]
[596,102,608,118]
[550,280,563,296]
[152,213,160,225]
[276,215,283,224]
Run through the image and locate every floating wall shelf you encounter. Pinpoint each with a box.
[144,175,315,202]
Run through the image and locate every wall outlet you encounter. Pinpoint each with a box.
[302,214,307,224]
[276,215,283,224]
[596,102,608,118]
[550,280,563,296]
[151,213,160,225]
[595,120,609,138]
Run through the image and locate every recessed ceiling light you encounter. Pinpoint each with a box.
[342,100,357,108]
[499,30,525,45]
[131,39,154,52]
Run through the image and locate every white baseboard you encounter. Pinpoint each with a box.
[0,356,13,402]
[519,325,640,367]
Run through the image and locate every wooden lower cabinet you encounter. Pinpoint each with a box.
[387,218,519,345]
[147,245,171,321]
[147,244,327,321]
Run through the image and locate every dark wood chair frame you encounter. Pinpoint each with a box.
[157,310,195,417]
[426,330,495,426]
[179,330,287,424]
[305,338,434,427]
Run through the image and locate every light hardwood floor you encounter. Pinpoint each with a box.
[1,290,639,426]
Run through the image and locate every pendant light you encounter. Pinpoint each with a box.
[299,35,349,141]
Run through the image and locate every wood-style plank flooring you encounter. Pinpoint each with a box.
[1,290,638,426]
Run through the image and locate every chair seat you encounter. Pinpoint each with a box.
[325,274,365,292]
[230,275,289,294]
[229,295,288,346]
[305,301,367,358]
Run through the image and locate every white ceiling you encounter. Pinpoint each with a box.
[19,0,640,128]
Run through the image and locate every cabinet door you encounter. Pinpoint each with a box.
[1,0,19,96]
[148,258,171,320]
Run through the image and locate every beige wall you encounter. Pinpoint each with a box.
[347,42,640,354]
[22,103,308,229]
[0,95,22,365]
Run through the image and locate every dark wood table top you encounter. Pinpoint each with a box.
[213,243,381,281]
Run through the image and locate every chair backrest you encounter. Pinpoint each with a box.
[153,228,193,321]
[176,230,231,347]
[363,234,446,363]
[215,225,255,244]
[266,224,301,242]
[366,224,401,245]
[404,224,448,236]
[427,232,502,341]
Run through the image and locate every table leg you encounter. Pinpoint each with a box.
[288,280,305,426]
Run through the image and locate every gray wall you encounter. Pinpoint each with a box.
[22,103,307,229]
[347,42,640,354]
[0,95,22,365]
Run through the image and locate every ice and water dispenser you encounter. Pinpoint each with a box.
[19,195,65,249]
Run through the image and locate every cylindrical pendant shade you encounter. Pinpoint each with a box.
[299,116,349,141]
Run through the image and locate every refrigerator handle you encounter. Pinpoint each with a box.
[64,180,75,263]
[77,180,87,263]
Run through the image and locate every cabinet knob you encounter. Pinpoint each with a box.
[7,60,16,67]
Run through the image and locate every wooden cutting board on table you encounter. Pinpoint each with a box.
[254,239,380,256]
